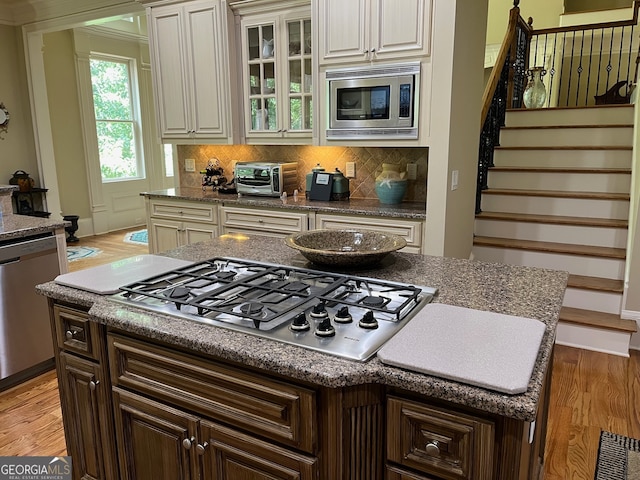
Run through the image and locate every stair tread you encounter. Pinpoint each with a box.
[473,236,626,258]
[506,105,634,112]
[476,211,628,228]
[482,188,630,200]
[495,145,632,150]
[503,124,633,130]
[567,274,624,293]
[489,166,630,173]
[560,306,637,333]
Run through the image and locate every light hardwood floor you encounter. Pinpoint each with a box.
[0,227,148,456]
[0,228,638,479]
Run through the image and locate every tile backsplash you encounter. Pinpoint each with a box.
[177,145,427,202]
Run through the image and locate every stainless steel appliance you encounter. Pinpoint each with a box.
[326,62,420,139]
[235,161,298,197]
[110,257,437,361]
[0,233,60,389]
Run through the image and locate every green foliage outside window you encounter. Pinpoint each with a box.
[90,58,140,180]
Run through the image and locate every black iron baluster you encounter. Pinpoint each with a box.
[586,29,595,105]
[558,31,568,106]
[596,27,605,102]
[606,26,615,91]
[576,30,585,106]
[548,33,558,107]
[567,31,577,106]
[625,25,634,96]
[542,33,549,106]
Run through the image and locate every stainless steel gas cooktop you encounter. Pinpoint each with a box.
[109,257,438,361]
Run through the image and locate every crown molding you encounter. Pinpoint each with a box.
[3,0,141,26]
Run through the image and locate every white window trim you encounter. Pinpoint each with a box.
[90,53,146,183]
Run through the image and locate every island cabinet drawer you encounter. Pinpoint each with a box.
[220,206,308,235]
[386,396,495,480]
[107,334,317,453]
[315,213,423,253]
[53,305,102,360]
[149,199,218,223]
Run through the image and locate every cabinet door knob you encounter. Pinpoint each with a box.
[196,442,209,455]
[65,330,76,340]
[89,380,100,391]
[182,436,196,450]
[371,48,377,54]
[425,440,440,457]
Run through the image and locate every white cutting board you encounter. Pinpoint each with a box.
[55,254,193,294]
[377,303,546,394]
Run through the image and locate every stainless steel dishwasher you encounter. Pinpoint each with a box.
[0,233,60,390]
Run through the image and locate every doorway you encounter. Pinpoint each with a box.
[22,6,176,236]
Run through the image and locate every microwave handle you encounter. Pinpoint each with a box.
[272,167,280,193]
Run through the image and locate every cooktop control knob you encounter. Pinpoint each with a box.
[290,312,310,332]
[359,311,379,329]
[334,306,353,324]
[315,317,336,337]
[310,302,328,318]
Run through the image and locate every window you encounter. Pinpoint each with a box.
[163,144,175,177]
[90,57,143,181]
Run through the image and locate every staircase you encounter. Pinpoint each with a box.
[472,104,638,356]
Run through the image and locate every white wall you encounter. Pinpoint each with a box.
[424,0,489,258]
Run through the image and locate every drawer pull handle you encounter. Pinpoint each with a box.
[65,329,82,340]
[425,440,440,457]
[182,436,196,450]
[89,380,100,391]
[196,442,208,455]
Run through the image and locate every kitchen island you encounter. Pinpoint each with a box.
[37,234,568,480]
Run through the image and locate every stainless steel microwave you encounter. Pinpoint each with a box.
[326,62,420,139]
[234,161,298,197]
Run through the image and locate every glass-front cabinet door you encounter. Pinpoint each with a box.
[286,18,312,133]
[239,5,312,143]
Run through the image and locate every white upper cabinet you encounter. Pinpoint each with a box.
[148,0,231,142]
[232,0,313,144]
[318,0,432,65]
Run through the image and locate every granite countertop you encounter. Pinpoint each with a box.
[0,214,67,241]
[37,234,568,422]
[142,187,426,219]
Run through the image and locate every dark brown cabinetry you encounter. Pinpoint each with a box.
[49,300,550,480]
[386,396,495,480]
[108,333,318,480]
[50,304,118,480]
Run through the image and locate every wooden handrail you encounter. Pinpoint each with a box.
[480,5,530,124]
[533,0,640,36]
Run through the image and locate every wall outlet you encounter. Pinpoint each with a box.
[451,170,459,190]
[185,158,196,172]
[345,162,356,178]
[406,163,417,180]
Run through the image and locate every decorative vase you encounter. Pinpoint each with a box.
[523,67,547,109]
[374,163,407,205]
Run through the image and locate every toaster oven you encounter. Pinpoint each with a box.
[234,162,298,197]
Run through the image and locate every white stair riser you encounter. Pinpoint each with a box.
[480,194,629,219]
[472,245,625,278]
[556,322,631,357]
[563,288,623,315]
[493,148,632,169]
[488,171,630,193]
[505,107,634,127]
[474,219,628,248]
[500,127,633,147]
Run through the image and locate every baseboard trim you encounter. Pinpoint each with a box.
[555,321,631,357]
[621,309,640,321]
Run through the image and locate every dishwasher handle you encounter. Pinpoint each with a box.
[0,235,58,264]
